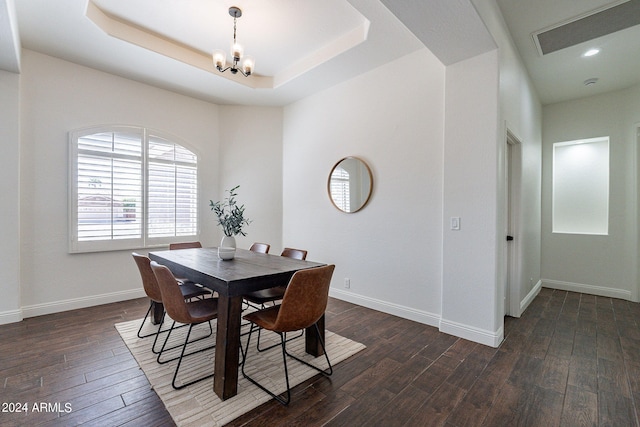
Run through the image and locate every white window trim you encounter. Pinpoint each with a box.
[69,125,200,253]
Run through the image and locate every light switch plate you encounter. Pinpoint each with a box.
[451,217,461,230]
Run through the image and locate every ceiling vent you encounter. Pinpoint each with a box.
[533,0,640,55]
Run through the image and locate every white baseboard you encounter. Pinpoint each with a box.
[21,288,146,319]
[329,288,440,328]
[520,280,542,314]
[439,318,504,348]
[542,279,632,301]
[0,309,23,325]
[329,288,503,347]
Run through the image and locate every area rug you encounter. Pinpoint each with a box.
[115,315,365,426]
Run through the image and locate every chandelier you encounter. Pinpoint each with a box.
[213,6,254,77]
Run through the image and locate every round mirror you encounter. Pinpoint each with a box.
[328,157,373,213]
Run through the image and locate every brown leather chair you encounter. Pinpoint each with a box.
[249,242,270,254]
[244,248,307,305]
[132,253,211,351]
[280,247,307,260]
[169,241,202,250]
[241,264,335,405]
[243,248,308,350]
[168,241,211,290]
[246,243,271,299]
[150,261,219,390]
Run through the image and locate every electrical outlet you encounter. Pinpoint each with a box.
[344,278,350,289]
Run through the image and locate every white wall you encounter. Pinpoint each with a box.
[283,48,445,325]
[542,84,639,301]
[441,50,501,346]
[18,50,221,317]
[473,0,543,317]
[281,1,542,347]
[0,69,21,324]
[437,0,543,345]
[218,106,283,252]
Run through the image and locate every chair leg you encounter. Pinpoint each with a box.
[137,302,195,355]
[138,304,173,356]
[156,320,215,364]
[256,328,303,352]
[283,323,333,377]
[150,311,167,354]
[278,332,292,405]
[171,324,215,390]
[240,300,260,336]
[241,324,291,405]
[241,322,332,406]
[149,314,198,355]
[137,302,164,339]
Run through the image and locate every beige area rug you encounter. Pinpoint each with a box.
[115,314,365,426]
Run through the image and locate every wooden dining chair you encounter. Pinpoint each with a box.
[241,264,335,405]
[150,261,219,390]
[249,242,270,254]
[132,253,212,354]
[243,247,308,350]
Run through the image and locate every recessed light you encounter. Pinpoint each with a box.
[582,49,600,57]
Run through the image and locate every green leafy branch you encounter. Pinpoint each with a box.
[209,185,251,237]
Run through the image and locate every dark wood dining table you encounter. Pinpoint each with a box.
[148,247,326,400]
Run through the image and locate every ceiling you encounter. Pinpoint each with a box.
[496,0,640,105]
[1,0,639,106]
[1,0,430,106]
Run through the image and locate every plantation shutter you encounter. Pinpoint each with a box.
[329,166,350,212]
[70,126,198,253]
[76,131,143,243]
[147,135,198,239]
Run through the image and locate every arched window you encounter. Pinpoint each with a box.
[69,126,198,252]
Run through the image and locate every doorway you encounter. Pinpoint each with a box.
[504,129,522,317]
[636,125,640,302]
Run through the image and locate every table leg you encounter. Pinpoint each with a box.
[214,294,243,400]
[305,314,325,357]
[150,301,164,325]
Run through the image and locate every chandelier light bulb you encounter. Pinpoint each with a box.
[213,49,227,70]
[231,42,243,61]
[242,56,254,76]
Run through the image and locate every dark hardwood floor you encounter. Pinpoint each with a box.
[1,288,639,426]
